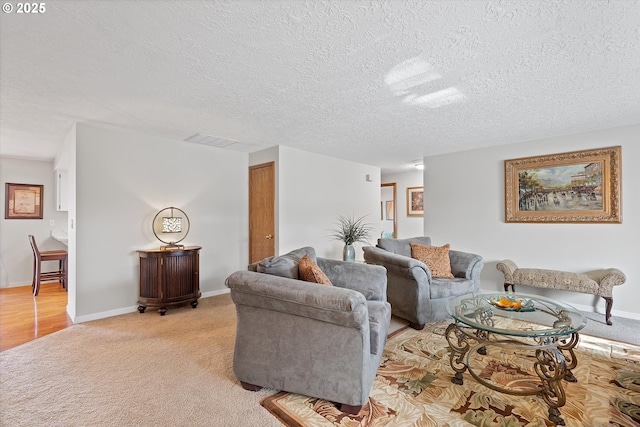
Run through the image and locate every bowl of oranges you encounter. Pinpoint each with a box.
[488,295,534,312]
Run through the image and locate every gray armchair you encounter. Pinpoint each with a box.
[225,247,391,414]
[363,237,483,329]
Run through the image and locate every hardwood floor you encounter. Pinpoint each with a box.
[0,283,72,352]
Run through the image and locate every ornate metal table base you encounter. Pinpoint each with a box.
[445,322,579,426]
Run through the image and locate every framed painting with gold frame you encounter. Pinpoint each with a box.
[504,146,621,223]
[406,186,424,217]
[5,183,44,219]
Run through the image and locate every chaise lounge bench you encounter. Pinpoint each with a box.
[496,259,626,326]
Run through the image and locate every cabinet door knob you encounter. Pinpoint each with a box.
[266,234,273,240]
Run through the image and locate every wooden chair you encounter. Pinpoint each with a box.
[28,235,68,296]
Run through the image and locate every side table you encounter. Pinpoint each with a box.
[137,246,201,315]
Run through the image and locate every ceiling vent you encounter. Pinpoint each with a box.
[184,133,238,147]
[184,133,260,153]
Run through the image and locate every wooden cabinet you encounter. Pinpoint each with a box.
[137,246,201,315]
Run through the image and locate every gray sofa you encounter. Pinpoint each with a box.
[225,247,391,414]
[363,237,483,329]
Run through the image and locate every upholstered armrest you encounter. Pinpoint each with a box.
[585,268,626,294]
[579,268,626,298]
[317,257,387,301]
[496,259,518,283]
[449,250,484,279]
[225,271,369,329]
[362,246,432,281]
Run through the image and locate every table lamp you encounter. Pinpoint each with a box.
[152,207,190,250]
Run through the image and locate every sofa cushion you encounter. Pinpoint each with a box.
[256,247,317,279]
[378,236,432,257]
[410,243,454,278]
[298,254,333,286]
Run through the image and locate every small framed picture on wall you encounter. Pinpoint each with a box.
[5,183,44,219]
[406,186,424,216]
[385,200,394,220]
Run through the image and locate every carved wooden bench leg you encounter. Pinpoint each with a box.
[339,403,362,415]
[603,297,613,326]
[240,381,263,391]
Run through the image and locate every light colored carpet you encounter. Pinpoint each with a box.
[580,310,640,346]
[0,294,282,427]
[1,293,639,426]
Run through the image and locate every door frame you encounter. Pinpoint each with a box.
[381,182,397,238]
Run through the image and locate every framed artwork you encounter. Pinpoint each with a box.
[5,183,44,219]
[504,146,622,223]
[406,186,424,216]
[385,200,394,220]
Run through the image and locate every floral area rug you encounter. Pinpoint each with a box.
[261,322,640,426]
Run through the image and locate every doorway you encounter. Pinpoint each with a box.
[381,182,397,238]
[248,162,275,263]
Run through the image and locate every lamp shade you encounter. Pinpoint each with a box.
[162,216,183,233]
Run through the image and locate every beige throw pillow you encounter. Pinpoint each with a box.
[410,243,454,278]
[298,254,333,286]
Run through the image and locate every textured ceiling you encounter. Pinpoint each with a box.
[1,1,639,172]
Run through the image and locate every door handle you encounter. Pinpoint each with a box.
[266,234,273,240]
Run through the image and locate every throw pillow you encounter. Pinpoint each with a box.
[298,254,333,286]
[256,247,317,279]
[410,242,454,278]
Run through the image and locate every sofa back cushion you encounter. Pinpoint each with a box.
[377,236,432,257]
[256,247,317,279]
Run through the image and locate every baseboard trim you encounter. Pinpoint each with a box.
[569,301,640,321]
[201,288,230,298]
[73,288,231,323]
[74,306,138,323]
[2,281,32,288]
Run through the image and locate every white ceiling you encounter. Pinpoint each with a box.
[1,1,639,172]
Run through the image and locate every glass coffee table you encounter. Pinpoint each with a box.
[446,292,586,426]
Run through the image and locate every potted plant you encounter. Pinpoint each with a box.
[329,214,373,262]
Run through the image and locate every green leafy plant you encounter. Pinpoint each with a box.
[329,214,373,245]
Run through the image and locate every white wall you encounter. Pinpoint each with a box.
[382,169,424,238]
[0,157,68,287]
[74,124,248,321]
[4,134,380,322]
[423,124,640,319]
[277,146,381,261]
[58,124,77,319]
